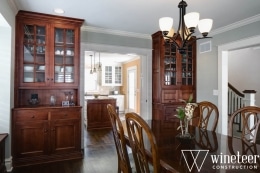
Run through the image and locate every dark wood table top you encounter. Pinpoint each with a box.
[124,120,260,173]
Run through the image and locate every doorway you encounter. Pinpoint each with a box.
[218,35,260,135]
[127,66,137,112]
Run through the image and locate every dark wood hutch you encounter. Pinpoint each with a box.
[12,11,84,167]
[152,31,196,122]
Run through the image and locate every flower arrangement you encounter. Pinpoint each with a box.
[175,94,197,138]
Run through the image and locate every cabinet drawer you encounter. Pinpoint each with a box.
[162,90,178,103]
[51,109,80,120]
[164,106,180,122]
[14,110,48,121]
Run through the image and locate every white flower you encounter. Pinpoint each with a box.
[184,103,197,120]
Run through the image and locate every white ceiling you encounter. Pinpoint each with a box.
[11,0,260,63]
[12,0,260,36]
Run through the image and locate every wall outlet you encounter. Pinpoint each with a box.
[213,90,218,96]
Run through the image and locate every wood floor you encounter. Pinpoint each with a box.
[12,128,119,173]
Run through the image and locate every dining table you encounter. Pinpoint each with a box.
[122,119,260,173]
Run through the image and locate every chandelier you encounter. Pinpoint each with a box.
[159,0,213,55]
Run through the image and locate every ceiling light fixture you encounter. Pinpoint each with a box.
[98,52,102,71]
[93,52,97,73]
[54,8,65,14]
[159,0,213,55]
[89,55,93,74]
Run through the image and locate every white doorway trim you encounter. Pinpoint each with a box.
[218,35,260,135]
[127,66,137,113]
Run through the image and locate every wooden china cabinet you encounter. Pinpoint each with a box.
[12,11,84,167]
[152,31,196,122]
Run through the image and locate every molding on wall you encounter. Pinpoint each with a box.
[211,14,260,36]
[81,26,151,40]
[8,0,19,13]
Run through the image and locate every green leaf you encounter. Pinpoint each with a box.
[176,108,185,120]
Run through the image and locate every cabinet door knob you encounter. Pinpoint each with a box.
[51,128,55,131]
[31,115,35,118]
[44,129,48,133]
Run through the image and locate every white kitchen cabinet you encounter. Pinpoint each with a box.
[108,95,124,113]
[102,64,122,86]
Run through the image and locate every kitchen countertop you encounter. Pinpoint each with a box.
[86,96,116,100]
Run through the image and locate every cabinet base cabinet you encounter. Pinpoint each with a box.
[12,107,83,167]
[0,134,8,173]
[86,99,116,130]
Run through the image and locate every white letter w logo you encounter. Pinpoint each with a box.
[181,150,209,172]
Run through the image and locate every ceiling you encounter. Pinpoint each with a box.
[11,0,260,63]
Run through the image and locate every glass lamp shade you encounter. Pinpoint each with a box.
[159,17,173,32]
[184,12,200,29]
[198,19,213,33]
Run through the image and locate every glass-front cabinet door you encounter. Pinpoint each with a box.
[163,43,177,86]
[163,43,195,87]
[23,24,46,85]
[54,28,75,85]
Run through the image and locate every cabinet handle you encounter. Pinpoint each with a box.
[31,115,35,118]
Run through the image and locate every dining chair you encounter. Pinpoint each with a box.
[228,106,260,143]
[107,104,132,173]
[194,128,218,152]
[196,101,219,132]
[228,136,260,170]
[125,112,177,173]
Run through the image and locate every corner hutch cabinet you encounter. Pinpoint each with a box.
[152,31,196,121]
[12,11,84,167]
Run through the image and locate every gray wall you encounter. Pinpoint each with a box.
[81,30,152,49]
[197,21,260,106]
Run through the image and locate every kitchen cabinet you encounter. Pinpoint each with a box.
[13,11,84,167]
[12,107,82,167]
[108,95,125,113]
[152,31,196,121]
[86,98,116,130]
[102,64,122,86]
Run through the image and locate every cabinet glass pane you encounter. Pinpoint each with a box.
[23,25,46,83]
[66,29,74,44]
[104,66,113,84]
[114,66,122,84]
[54,28,75,84]
[164,44,176,85]
[182,45,193,85]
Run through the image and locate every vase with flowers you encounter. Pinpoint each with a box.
[175,94,197,139]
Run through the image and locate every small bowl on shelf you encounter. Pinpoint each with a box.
[93,94,100,99]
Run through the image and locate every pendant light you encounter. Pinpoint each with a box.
[89,55,93,74]
[93,52,97,73]
[98,52,102,71]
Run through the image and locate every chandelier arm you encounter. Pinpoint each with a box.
[163,35,181,49]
